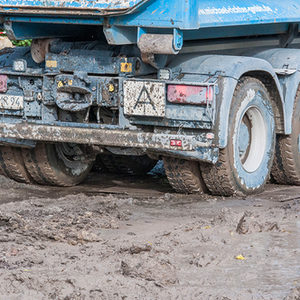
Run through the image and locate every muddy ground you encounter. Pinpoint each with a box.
[0,166,299,300]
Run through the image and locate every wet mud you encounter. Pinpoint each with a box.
[0,172,299,300]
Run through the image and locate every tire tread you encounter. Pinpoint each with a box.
[163,157,207,194]
[0,146,34,184]
[271,87,300,185]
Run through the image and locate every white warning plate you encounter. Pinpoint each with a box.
[123,80,165,117]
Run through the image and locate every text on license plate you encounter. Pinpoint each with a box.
[0,95,24,110]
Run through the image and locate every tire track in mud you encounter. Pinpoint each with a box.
[0,174,299,299]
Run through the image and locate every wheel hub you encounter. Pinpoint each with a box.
[239,114,251,164]
[238,106,267,173]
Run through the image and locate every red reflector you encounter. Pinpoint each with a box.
[167,84,214,105]
[0,75,7,93]
[170,139,182,147]
[206,133,215,140]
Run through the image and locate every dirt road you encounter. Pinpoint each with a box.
[0,169,299,300]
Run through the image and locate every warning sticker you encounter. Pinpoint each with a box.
[123,80,165,117]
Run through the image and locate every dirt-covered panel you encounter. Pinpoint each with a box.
[0,0,145,9]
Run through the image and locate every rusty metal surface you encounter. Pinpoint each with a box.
[138,34,177,55]
[2,0,137,8]
[0,122,211,152]
[0,0,148,16]
[31,39,52,64]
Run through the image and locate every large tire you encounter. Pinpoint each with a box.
[201,77,275,196]
[99,154,157,176]
[0,146,33,183]
[22,143,94,186]
[271,86,300,185]
[163,157,207,194]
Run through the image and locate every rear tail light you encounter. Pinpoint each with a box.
[0,75,8,93]
[167,84,214,105]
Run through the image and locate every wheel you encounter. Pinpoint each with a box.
[201,77,275,196]
[163,157,207,194]
[22,143,94,186]
[98,154,157,176]
[0,146,33,183]
[271,85,300,185]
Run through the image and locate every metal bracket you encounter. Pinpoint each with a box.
[3,22,16,40]
[280,23,299,48]
[173,28,183,51]
[103,25,136,45]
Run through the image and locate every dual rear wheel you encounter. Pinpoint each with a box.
[0,144,157,187]
[164,76,299,196]
[271,86,300,185]
[0,143,94,186]
[0,146,33,184]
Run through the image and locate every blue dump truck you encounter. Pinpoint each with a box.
[0,0,299,196]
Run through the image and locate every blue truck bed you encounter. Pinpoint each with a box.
[0,0,300,44]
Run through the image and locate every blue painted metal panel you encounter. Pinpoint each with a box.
[1,0,300,43]
[109,0,300,29]
[0,0,299,27]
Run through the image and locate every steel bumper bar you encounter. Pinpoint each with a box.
[0,122,211,152]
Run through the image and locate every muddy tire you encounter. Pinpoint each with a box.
[99,154,157,176]
[271,86,300,185]
[163,157,207,194]
[22,143,94,187]
[201,77,275,196]
[0,146,33,183]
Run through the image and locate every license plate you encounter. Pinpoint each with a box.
[0,95,24,110]
[124,80,165,117]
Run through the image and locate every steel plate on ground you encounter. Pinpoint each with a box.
[0,95,23,110]
[124,80,165,117]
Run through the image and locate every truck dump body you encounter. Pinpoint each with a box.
[1,0,300,44]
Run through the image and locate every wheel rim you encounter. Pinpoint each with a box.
[55,143,91,176]
[238,106,267,173]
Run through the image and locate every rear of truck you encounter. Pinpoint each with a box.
[0,0,299,195]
